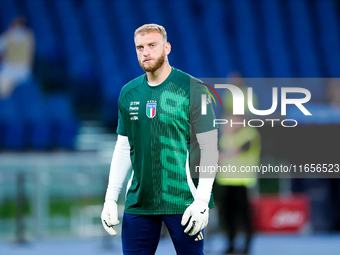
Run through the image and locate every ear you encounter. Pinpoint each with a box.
[165,42,171,55]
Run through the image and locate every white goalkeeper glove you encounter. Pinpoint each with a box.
[101,199,119,236]
[181,198,209,236]
[101,135,131,236]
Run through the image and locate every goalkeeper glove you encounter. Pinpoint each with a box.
[101,199,119,236]
[181,198,209,236]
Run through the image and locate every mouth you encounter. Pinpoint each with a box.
[143,59,153,63]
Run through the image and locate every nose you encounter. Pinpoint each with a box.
[143,47,150,56]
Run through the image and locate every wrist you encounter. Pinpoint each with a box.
[195,185,211,204]
[105,186,120,202]
[193,196,209,208]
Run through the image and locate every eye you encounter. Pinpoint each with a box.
[137,46,143,50]
[151,44,156,48]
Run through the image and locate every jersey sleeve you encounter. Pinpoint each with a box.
[116,98,128,136]
[190,80,218,134]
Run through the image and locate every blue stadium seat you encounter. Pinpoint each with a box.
[1,0,338,130]
[231,0,266,77]
[314,0,340,77]
[44,93,78,150]
[167,0,207,77]
[286,0,322,77]
[53,0,96,107]
[54,0,93,79]
[199,0,235,77]
[0,0,18,31]
[24,0,59,62]
[259,0,293,77]
[82,0,128,126]
[11,80,50,150]
[110,0,151,79]
[0,96,24,150]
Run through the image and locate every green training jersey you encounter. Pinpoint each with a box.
[117,67,217,215]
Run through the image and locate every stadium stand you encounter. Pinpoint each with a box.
[0,93,24,150]
[11,79,50,150]
[44,93,79,150]
[0,0,339,150]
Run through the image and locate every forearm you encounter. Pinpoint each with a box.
[105,135,132,202]
[195,129,218,202]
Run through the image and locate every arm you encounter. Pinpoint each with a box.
[181,129,218,235]
[101,134,131,235]
[195,129,218,201]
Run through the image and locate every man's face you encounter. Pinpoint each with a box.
[135,32,170,73]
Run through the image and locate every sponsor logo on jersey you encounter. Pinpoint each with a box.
[146,103,156,118]
[130,116,139,121]
[130,101,140,106]
[129,106,139,111]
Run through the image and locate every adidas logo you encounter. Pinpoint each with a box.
[194,231,204,241]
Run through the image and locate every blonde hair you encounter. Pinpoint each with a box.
[134,24,167,42]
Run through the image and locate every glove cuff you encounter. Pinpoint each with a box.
[195,184,211,204]
[105,186,119,202]
[193,196,209,208]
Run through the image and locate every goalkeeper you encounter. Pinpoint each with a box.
[101,24,218,255]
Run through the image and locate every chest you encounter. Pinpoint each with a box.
[122,87,190,125]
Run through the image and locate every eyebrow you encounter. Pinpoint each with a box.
[136,41,158,48]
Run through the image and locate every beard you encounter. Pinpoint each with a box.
[139,52,166,73]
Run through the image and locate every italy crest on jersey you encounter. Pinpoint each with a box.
[146,103,156,118]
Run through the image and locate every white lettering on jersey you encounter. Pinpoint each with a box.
[130,101,140,106]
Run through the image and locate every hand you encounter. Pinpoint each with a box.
[101,200,119,236]
[181,199,209,236]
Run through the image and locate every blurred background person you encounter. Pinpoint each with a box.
[216,75,261,254]
[0,16,35,99]
[217,114,261,254]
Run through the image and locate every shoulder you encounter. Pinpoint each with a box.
[172,68,203,92]
[119,74,145,102]
[173,68,198,83]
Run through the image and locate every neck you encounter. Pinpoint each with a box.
[146,61,172,85]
